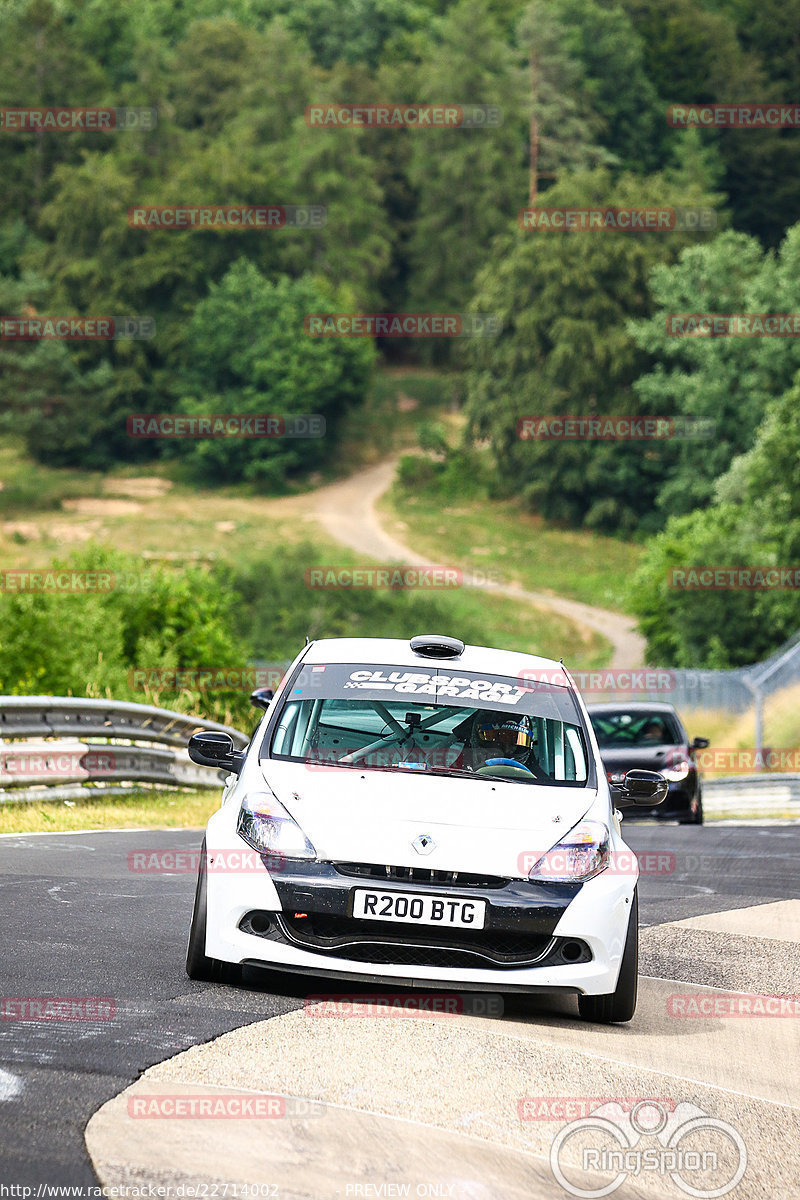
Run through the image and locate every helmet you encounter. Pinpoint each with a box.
[474,714,535,763]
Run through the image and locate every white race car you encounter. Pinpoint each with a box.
[186,635,666,1022]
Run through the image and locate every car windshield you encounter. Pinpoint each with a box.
[266,663,590,786]
[590,710,682,747]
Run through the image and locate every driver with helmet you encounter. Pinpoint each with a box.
[453,710,552,780]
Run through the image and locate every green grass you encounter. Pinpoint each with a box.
[682,683,800,777]
[0,436,106,518]
[0,788,218,834]
[380,469,642,613]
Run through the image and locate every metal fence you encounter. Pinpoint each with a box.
[663,632,800,715]
[0,696,249,803]
[576,631,800,761]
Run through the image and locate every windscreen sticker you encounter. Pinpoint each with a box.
[343,669,528,704]
[290,663,579,721]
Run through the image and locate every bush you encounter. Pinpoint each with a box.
[168,262,376,487]
[0,546,253,728]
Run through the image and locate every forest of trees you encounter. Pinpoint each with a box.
[2,0,800,666]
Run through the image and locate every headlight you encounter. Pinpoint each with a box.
[662,759,691,782]
[237,792,317,859]
[528,819,610,883]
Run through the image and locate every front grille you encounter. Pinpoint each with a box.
[280,912,554,967]
[239,910,591,970]
[333,862,509,889]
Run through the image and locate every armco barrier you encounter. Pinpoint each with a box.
[703,774,800,818]
[0,696,248,802]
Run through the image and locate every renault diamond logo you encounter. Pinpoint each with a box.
[412,833,436,855]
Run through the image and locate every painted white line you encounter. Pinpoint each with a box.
[0,827,204,839]
[0,1069,22,1101]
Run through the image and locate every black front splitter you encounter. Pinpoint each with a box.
[241,957,582,994]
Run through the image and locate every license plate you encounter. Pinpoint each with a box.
[352,888,486,930]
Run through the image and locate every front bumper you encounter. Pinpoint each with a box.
[204,849,636,996]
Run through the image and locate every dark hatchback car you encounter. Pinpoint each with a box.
[587,702,709,824]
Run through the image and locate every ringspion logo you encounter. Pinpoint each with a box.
[549,1101,746,1198]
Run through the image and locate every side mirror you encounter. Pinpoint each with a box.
[188,730,245,773]
[691,736,710,750]
[250,687,274,711]
[610,768,668,807]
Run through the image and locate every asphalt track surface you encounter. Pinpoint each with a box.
[1,822,798,1191]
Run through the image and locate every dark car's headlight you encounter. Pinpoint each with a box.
[662,759,691,782]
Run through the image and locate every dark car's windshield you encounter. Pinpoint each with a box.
[590,709,682,747]
[267,663,590,785]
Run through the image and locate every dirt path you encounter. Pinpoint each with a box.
[289,460,645,669]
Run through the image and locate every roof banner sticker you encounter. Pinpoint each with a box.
[291,664,577,721]
[344,669,527,704]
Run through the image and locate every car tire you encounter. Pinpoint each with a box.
[186,840,242,984]
[578,890,638,1024]
[679,792,704,825]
